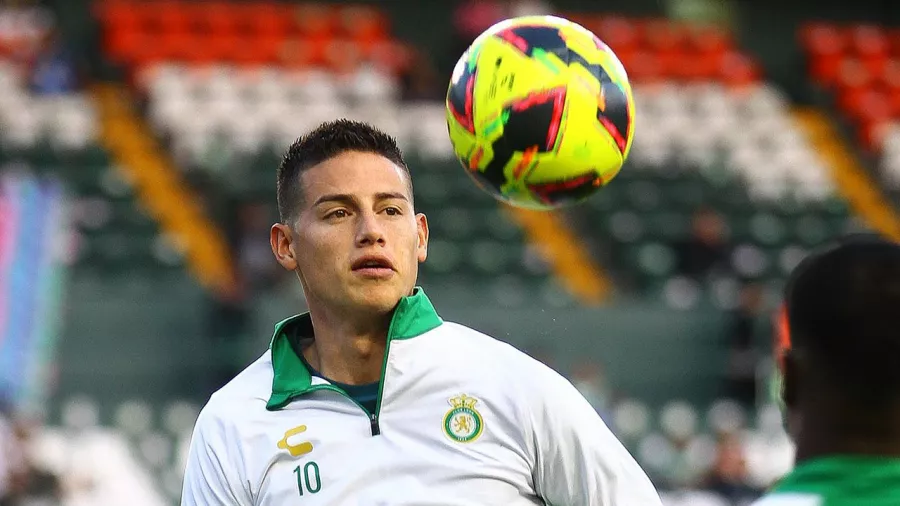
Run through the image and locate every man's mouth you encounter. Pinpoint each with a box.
[351,256,395,277]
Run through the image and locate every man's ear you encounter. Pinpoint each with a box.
[415,213,428,263]
[271,223,298,271]
[782,350,798,410]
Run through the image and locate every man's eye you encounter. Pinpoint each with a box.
[328,209,349,218]
[385,207,401,216]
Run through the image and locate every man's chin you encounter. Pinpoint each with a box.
[347,284,404,313]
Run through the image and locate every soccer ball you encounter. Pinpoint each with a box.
[445,15,635,210]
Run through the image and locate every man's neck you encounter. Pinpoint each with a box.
[794,403,900,463]
[302,306,391,386]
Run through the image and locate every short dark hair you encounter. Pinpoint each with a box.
[276,119,411,222]
[785,234,900,406]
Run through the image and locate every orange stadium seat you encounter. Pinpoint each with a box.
[104,27,139,63]
[227,35,281,67]
[242,3,291,38]
[324,38,365,74]
[643,18,688,53]
[154,2,192,35]
[156,30,196,62]
[109,27,168,68]
[623,50,663,82]
[278,36,326,69]
[250,35,284,66]
[800,22,845,56]
[206,33,245,63]
[719,51,760,88]
[888,28,900,55]
[198,3,240,35]
[688,25,732,57]
[878,58,900,89]
[887,78,900,114]
[292,3,337,38]
[97,0,406,77]
[838,85,866,118]
[98,1,143,33]
[849,25,888,60]
[810,55,843,87]
[837,57,873,90]
[800,23,845,86]
[595,16,640,55]
[655,48,683,80]
[676,53,718,82]
[339,5,389,45]
[556,14,754,87]
[366,40,413,75]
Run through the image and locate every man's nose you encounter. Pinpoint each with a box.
[356,211,386,246]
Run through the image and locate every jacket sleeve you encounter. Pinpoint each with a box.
[528,364,662,506]
[181,406,251,506]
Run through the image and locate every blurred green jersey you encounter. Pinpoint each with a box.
[753,456,900,505]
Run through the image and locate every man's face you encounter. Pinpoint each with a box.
[271,151,428,316]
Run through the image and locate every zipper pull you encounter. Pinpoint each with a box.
[370,412,380,436]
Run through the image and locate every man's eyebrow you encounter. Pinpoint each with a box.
[375,192,409,202]
[313,193,355,207]
[312,192,409,207]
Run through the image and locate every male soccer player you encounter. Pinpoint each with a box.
[181,120,661,505]
[753,236,900,505]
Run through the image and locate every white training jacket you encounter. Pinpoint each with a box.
[181,288,661,506]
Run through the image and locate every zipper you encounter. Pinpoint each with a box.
[371,328,394,437]
[306,385,379,435]
[300,329,395,437]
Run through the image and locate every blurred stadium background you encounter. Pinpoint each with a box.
[1,0,899,504]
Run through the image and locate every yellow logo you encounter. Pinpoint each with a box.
[277,425,314,457]
[443,394,484,443]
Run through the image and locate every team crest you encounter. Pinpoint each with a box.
[443,394,484,443]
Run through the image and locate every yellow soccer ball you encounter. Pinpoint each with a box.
[445,15,636,210]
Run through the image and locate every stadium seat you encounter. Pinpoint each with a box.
[138,431,173,469]
[113,399,154,436]
[637,431,678,479]
[61,395,100,430]
[659,400,699,442]
[612,398,652,442]
[706,398,748,435]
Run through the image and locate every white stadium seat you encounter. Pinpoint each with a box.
[403,103,454,159]
[706,398,748,435]
[289,69,341,104]
[2,100,42,148]
[612,399,651,440]
[632,82,834,202]
[346,64,401,105]
[659,400,699,441]
[879,122,900,188]
[0,56,99,149]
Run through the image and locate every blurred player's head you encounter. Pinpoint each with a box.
[270,119,428,319]
[781,234,900,459]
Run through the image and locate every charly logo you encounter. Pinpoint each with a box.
[443,394,484,443]
[277,425,314,457]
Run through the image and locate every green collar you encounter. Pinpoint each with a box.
[785,455,900,481]
[267,287,442,411]
[773,455,900,497]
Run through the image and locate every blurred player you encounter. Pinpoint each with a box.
[181,119,661,505]
[753,235,900,505]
